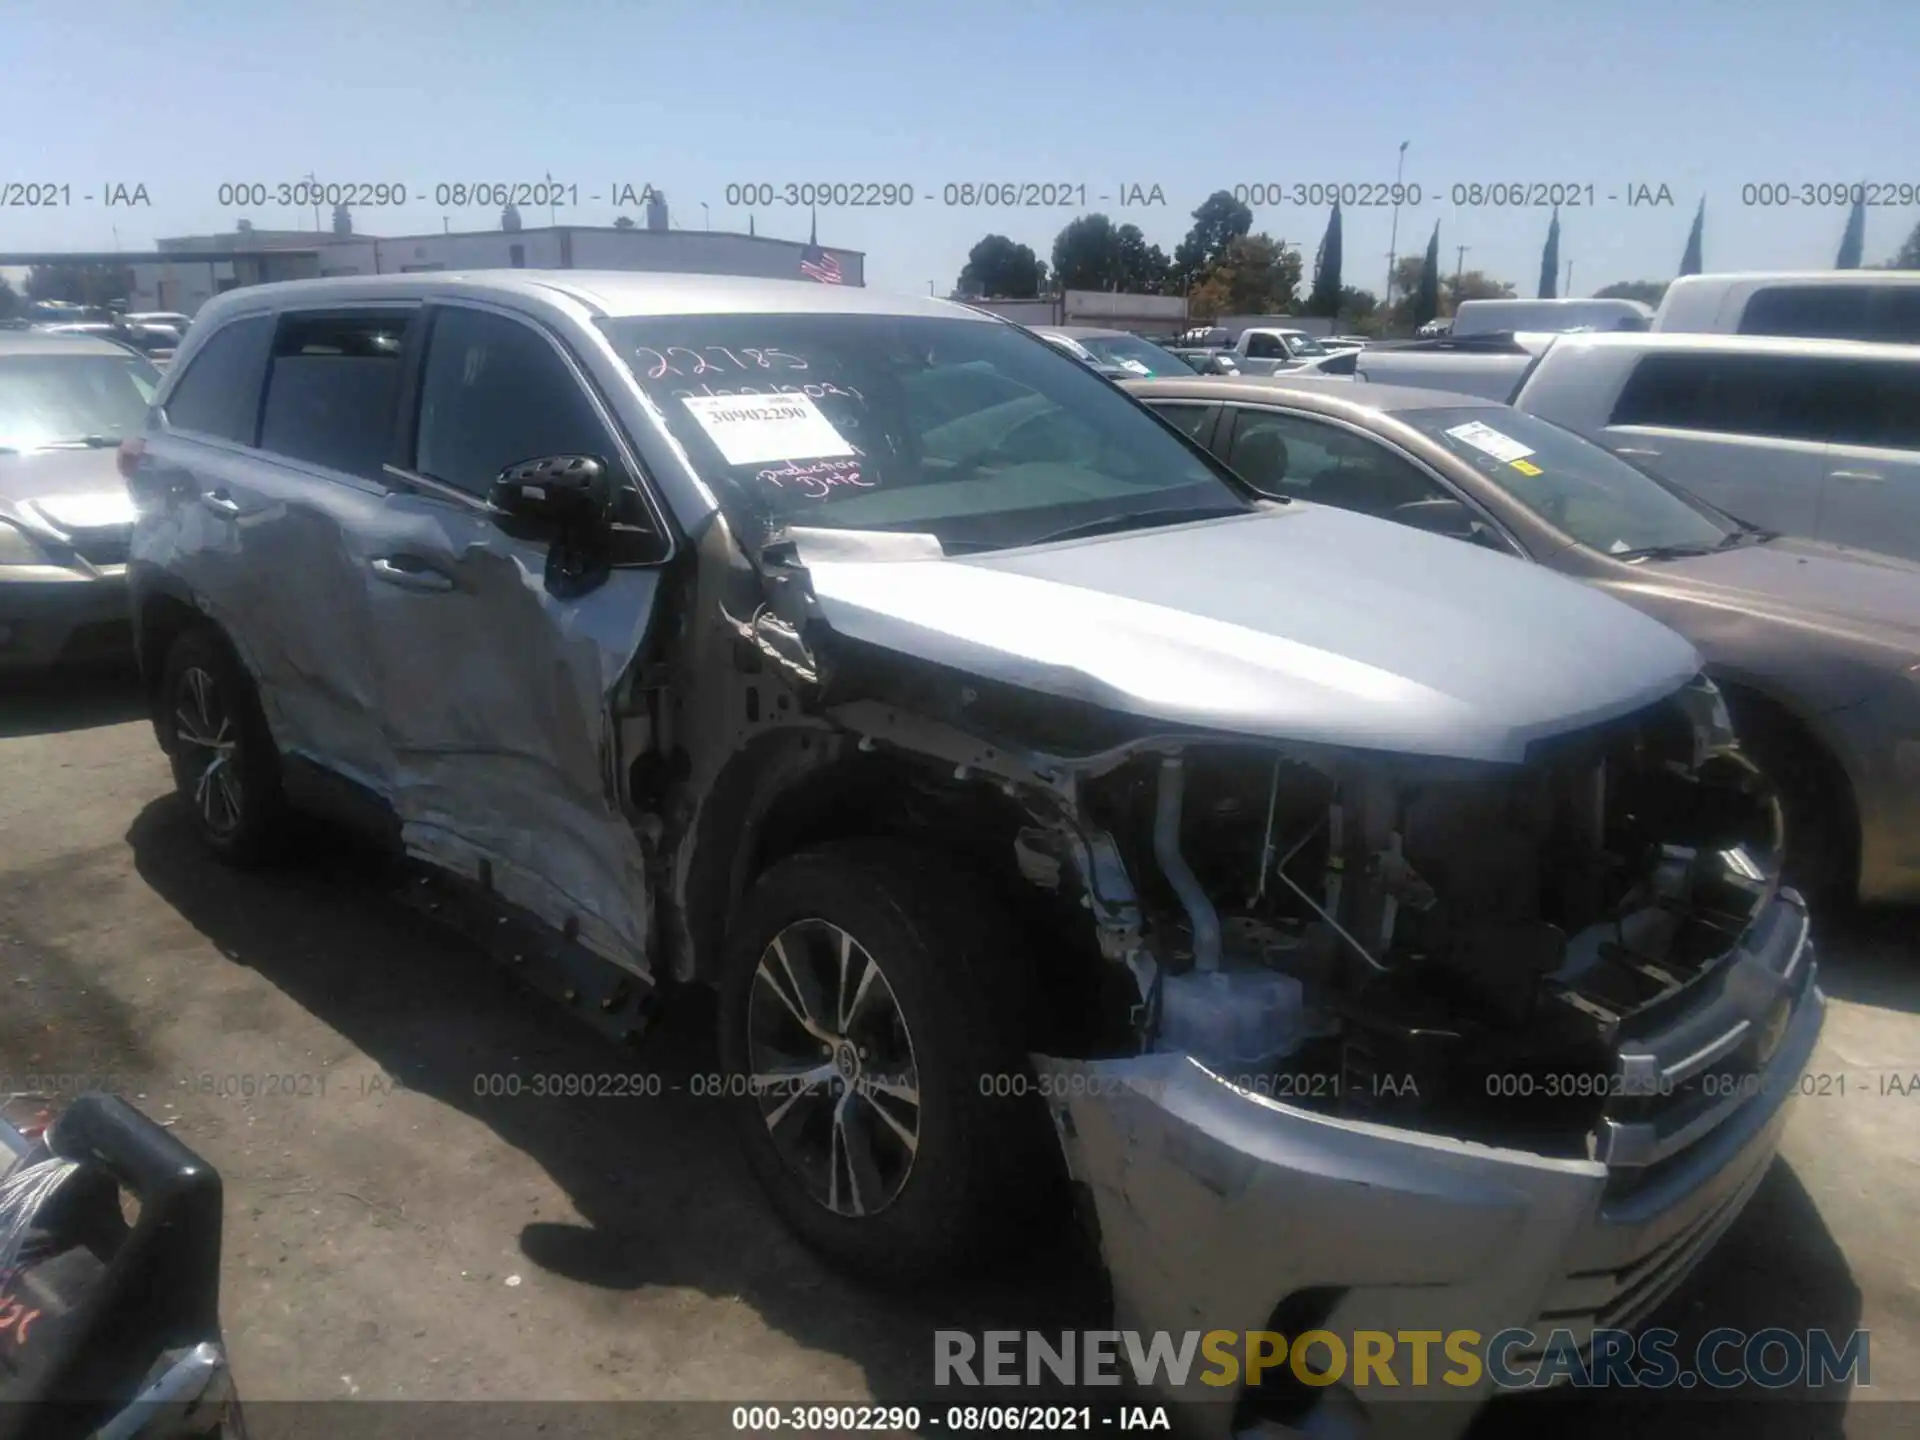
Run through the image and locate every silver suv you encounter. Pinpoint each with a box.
[127,271,1819,1438]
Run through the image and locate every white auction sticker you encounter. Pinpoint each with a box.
[680,392,855,467]
[1445,420,1535,464]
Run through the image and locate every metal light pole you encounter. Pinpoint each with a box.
[306,171,321,231]
[1454,244,1468,313]
[702,203,710,230]
[1565,259,1574,295]
[1384,140,1410,306]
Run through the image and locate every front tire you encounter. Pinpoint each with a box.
[716,840,1056,1283]
[157,627,290,866]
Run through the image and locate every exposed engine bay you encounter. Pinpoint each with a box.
[1008,673,1783,1156]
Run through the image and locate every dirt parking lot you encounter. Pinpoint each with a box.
[1,668,1916,1439]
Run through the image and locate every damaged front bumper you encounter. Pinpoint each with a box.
[1037,890,1821,1440]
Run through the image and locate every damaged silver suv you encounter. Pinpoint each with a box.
[125,273,1822,1437]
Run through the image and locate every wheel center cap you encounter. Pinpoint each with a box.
[834,1041,860,1081]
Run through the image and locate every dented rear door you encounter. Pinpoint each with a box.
[358,300,664,977]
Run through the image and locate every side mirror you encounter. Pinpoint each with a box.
[488,454,613,535]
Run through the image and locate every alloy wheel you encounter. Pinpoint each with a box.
[746,919,921,1218]
[174,666,243,835]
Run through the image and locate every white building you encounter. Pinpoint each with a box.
[126,220,864,316]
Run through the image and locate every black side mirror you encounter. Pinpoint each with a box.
[488,454,613,536]
[1395,496,1478,537]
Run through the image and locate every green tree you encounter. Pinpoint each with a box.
[1891,216,1920,268]
[1172,190,1253,289]
[332,203,353,235]
[1594,279,1668,306]
[1835,198,1865,269]
[613,215,636,230]
[1537,207,1561,299]
[1186,234,1302,320]
[502,204,524,232]
[1679,198,1704,276]
[1412,224,1441,327]
[0,275,18,320]
[1051,214,1127,290]
[957,234,1047,297]
[1383,257,1512,329]
[1114,223,1172,294]
[1305,203,1343,317]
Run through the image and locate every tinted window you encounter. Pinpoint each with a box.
[1609,353,1850,442]
[1149,403,1215,442]
[1826,362,1920,451]
[0,351,161,452]
[1400,405,1729,556]
[416,306,614,496]
[257,312,411,478]
[598,312,1247,552]
[1738,286,1872,340]
[162,314,273,442]
[1244,333,1284,358]
[1227,408,1447,516]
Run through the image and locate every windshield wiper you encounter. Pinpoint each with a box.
[1717,524,1777,549]
[1612,542,1719,561]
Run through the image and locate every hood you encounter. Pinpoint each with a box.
[797,505,1702,764]
[0,447,136,535]
[1632,536,1920,647]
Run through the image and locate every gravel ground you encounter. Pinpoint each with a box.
[1,667,1914,1439]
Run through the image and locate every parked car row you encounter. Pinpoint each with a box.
[68,268,1830,1438]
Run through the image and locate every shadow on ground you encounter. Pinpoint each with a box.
[1814,905,1920,1015]
[124,798,1106,1413]
[0,663,146,739]
[123,797,1873,1436]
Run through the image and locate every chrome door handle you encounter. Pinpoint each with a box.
[370,556,455,592]
[1829,470,1885,483]
[199,489,241,516]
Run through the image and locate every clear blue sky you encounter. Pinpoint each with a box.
[4,0,1915,298]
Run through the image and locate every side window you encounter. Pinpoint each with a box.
[1227,409,1450,519]
[1869,288,1920,345]
[257,311,413,480]
[161,314,274,442]
[415,306,617,497]
[1149,403,1216,443]
[1827,362,1920,452]
[1738,286,1871,340]
[1610,354,1846,442]
[1244,333,1283,359]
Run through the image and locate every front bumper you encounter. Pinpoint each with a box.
[1036,891,1822,1440]
[0,570,133,671]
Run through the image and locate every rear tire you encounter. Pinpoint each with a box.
[716,840,1059,1284]
[157,627,291,867]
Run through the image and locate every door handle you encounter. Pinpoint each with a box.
[370,556,456,592]
[199,489,241,516]
[1829,470,1885,483]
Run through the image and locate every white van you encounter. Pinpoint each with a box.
[1652,271,1920,344]
[1509,331,1920,559]
[1450,297,1653,337]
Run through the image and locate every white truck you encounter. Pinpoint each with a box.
[1225,325,1339,374]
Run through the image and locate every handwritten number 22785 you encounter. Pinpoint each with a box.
[636,347,809,379]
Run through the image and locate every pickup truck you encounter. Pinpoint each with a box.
[1224,326,1338,374]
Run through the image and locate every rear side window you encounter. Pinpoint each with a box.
[1149,403,1216,442]
[1609,353,1851,442]
[257,311,413,479]
[1826,361,1920,451]
[162,314,274,442]
[1738,287,1872,340]
[1244,333,1284,359]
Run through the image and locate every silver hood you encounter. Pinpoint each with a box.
[0,447,136,536]
[796,504,1702,764]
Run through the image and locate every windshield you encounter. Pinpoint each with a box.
[1283,334,1331,356]
[1398,405,1733,555]
[1073,334,1195,377]
[601,313,1249,551]
[0,352,162,453]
